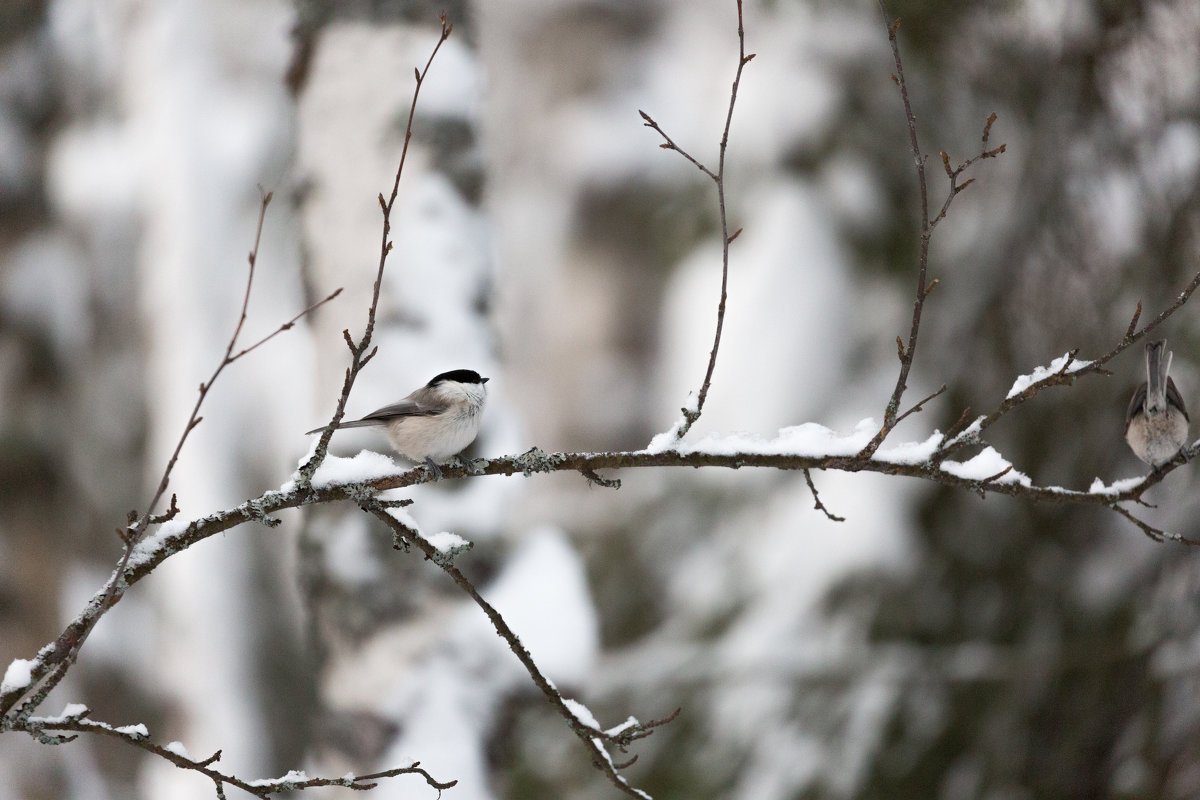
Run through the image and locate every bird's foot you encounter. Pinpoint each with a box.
[423,458,443,482]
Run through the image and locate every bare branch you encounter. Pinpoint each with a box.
[895,384,947,426]
[858,3,1006,459]
[1125,301,1143,339]
[643,0,753,440]
[804,469,845,522]
[297,14,453,488]
[227,287,342,362]
[1109,502,1200,546]
[10,712,455,797]
[581,467,622,489]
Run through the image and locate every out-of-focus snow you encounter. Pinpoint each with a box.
[657,181,858,436]
[354,526,598,800]
[456,526,599,685]
[320,514,383,586]
[0,233,91,359]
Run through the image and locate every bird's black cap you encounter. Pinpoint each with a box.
[428,369,488,386]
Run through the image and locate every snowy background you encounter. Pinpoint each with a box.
[3,0,1200,798]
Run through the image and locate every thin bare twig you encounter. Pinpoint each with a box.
[804,469,846,522]
[930,114,1006,229]
[11,711,455,798]
[75,190,334,669]
[1109,502,1198,546]
[895,384,948,426]
[858,4,1006,459]
[641,0,754,440]
[297,13,453,488]
[228,286,342,362]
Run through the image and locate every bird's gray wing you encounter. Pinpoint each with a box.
[1167,376,1189,421]
[361,396,448,421]
[1126,382,1147,428]
[305,397,447,435]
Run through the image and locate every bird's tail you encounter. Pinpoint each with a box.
[1145,339,1171,414]
[304,419,379,435]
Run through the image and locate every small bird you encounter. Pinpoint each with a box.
[308,369,488,477]
[1125,340,1189,467]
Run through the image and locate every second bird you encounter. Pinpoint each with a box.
[1125,340,1189,467]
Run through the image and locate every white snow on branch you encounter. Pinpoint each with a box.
[605,716,641,737]
[129,516,196,567]
[874,432,945,465]
[1006,352,1092,399]
[940,446,1031,486]
[27,703,90,724]
[248,770,310,788]
[1087,476,1145,496]
[164,740,191,758]
[114,723,149,738]
[649,419,947,465]
[648,418,880,457]
[425,531,473,557]
[944,416,985,448]
[562,697,601,731]
[1,658,33,694]
[647,393,700,452]
[286,449,401,490]
[57,703,89,720]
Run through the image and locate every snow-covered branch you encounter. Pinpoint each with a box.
[5,2,1200,799]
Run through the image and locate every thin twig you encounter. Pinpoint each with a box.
[640,0,754,440]
[297,13,453,488]
[1109,502,1198,546]
[11,712,455,797]
[858,4,1006,459]
[929,114,1006,229]
[895,384,947,426]
[804,469,845,522]
[77,190,326,668]
[228,287,342,362]
[857,8,931,458]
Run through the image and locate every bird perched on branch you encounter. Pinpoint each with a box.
[1125,340,1189,467]
[308,369,488,478]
